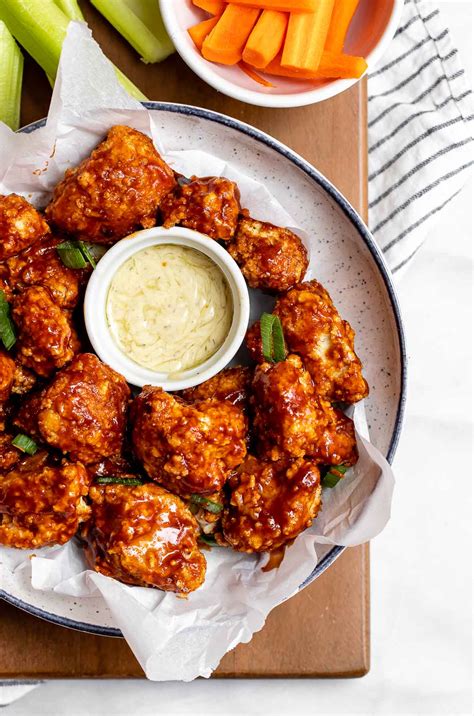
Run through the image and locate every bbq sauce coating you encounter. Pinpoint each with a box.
[220,455,322,553]
[81,482,206,593]
[46,126,176,244]
[161,176,241,241]
[131,386,247,497]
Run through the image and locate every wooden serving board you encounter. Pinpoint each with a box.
[0,3,370,679]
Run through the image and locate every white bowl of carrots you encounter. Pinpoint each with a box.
[159,0,405,108]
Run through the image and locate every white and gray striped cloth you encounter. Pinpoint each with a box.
[0,0,472,706]
[368,0,473,274]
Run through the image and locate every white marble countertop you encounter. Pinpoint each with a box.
[3,3,472,714]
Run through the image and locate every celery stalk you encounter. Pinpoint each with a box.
[0,0,147,100]
[0,20,23,130]
[53,0,84,21]
[91,0,174,64]
[123,0,174,56]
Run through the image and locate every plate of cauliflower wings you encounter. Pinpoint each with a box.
[0,106,405,635]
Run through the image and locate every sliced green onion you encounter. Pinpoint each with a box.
[0,20,23,131]
[0,0,147,100]
[96,477,144,486]
[12,433,38,455]
[56,241,88,269]
[199,533,216,546]
[90,0,174,64]
[322,465,348,489]
[0,290,16,350]
[260,313,286,363]
[190,494,223,515]
[78,241,97,269]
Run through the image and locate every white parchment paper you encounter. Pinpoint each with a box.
[0,24,395,681]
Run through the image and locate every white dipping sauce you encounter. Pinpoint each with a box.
[106,245,233,374]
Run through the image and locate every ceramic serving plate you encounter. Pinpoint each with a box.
[0,103,407,636]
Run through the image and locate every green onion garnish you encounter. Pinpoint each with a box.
[190,494,223,515]
[12,433,37,455]
[260,313,286,363]
[57,241,88,269]
[322,465,348,489]
[0,290,16,350]
[96,477,144,486]
[199,533,216,546]
[78,241,97,269]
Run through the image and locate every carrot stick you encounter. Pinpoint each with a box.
[188,16,222,51]
[202,5,260,65]
[225,0,317,11]
[325,0,359,53]
[239,61,275,86]
[242,10,288,68]
[193,0,225,15]
[282,0,335,72]
[262,50,367,79]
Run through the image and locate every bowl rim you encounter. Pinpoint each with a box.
[84,227,250,390]
[159,0,406,108]
[0,101,407,637]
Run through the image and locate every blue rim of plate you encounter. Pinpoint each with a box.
[0,102,407,637]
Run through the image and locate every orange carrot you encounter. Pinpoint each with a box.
[225,0,317,11]
[188,16,222,51]
[239,62,275,86]
[263,50,367,79]
[242,10,288,68]
[202,5,260,65]
[325,0,360,53]
[193,0,225,15]
[282,0,335,72]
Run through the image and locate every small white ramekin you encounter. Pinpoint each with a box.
[84,227,250,391]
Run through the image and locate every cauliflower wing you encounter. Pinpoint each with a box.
[161,176,240,240]
[180,366,251,408]
[251,354,357,466]
[131,386,247,497]
[0,194,50,260]
[46,126,176,244]
[0,452,90,549]
[227,217,308,291]
[81,483,206,593]
[6,236,85,309]
[274,280,369,403]
[12,286,80,377]
[219,455,322,553]
[38,353,130,464]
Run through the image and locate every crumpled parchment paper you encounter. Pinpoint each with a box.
[0,23,395,682]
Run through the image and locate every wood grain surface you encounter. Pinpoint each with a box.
[1,2,370,679]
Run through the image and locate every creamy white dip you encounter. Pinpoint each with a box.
[106,245,233,374]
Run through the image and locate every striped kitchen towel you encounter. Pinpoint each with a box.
[368,0,473,274]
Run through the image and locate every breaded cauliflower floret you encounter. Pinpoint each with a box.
[0,194,50,260]
[6,236,86,309]
[180,366,252,408]
[219,455,322,553]
[0,452,90,549]
[81,483,206,593]
[161,176,240,241]
[131,386,247,497]
[38,354,130,464]
[274,280,369,403]
[228,217,308,291]
[12,286,80,378]
[251,354,357,466]
[46,126,176,244]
